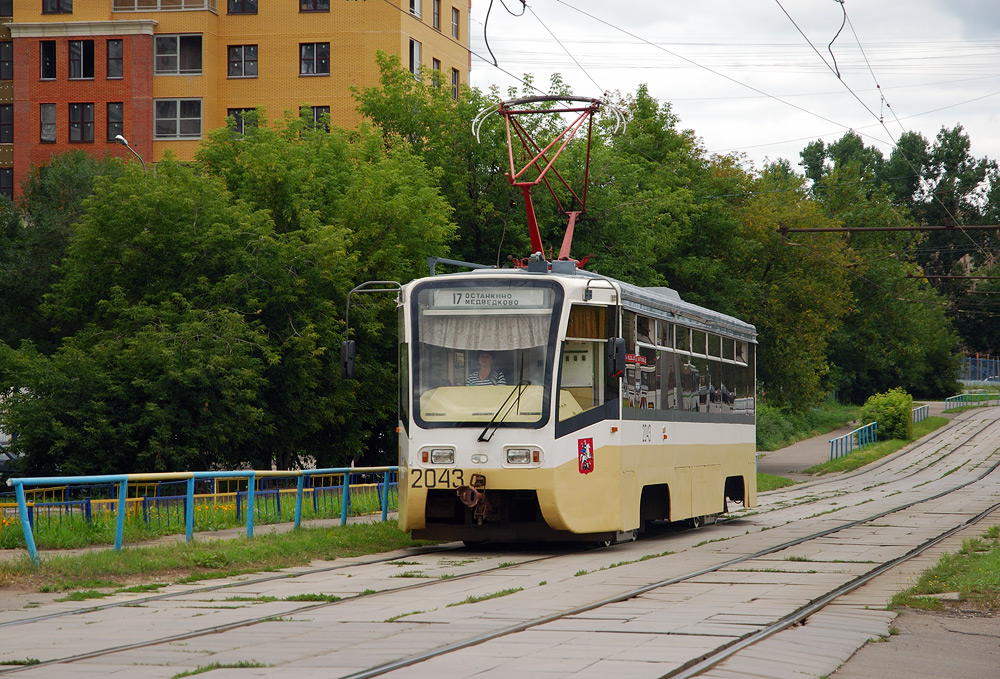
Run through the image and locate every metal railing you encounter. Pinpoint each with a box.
[6,466,397,565]
[829,421,878,460]
[912,404,929,423]
[945,393,997,409]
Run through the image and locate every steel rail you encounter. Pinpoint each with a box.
[0,546,571,675]
[667,496,1000,679]
[339,419,1000,679]
[4,412,995,676]
[0,542,462,630]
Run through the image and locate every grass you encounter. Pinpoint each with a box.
[170,661,269,678]
[0,485,395,551]
[446,587,523,607]
[757,472,796,492]
[385,609,427,622]
[0,521,429,592]
[756,401,861,452]
[891,526,1000,611]
[802,416,949,476]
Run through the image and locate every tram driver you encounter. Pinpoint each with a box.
[467,351,507,386]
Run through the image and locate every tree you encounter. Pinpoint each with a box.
[197,113,456,466]
[0,152,123,351]
[726,162,852,407]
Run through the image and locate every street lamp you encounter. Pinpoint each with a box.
[114,134,146,172]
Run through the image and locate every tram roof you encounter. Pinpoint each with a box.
[415,266,757,343]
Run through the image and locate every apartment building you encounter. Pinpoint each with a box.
[6,0,470,196]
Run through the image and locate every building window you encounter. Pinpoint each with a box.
[432,0,440,28]
[451,67,459,99]
[40,104,56,143]
[432,57,440,73]
[0,168,11,200]
[408,39,421,78]
[0,0,11,17]
[299,43,329,75]
[0,42,11,80]
[107,39,123,79]
[301,105,330,131]
[42,0,71,13]
[69,103,94,143]
[154,98,201,139]
[408,0,419,17]
[69,40,94,80]
[451,7,459,39]
[228,45,257,78]
[40,41,56,80]
[228,0,256,13]
[154,35,202,75]
[0,105,11,144]
[227,108,256,135]
[107,102,123,141]
[299,0,328,11]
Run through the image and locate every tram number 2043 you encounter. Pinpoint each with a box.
[409,468,465,489]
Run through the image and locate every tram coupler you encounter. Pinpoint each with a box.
[456,474,489,524]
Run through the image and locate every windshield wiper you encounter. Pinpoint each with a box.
[478,380,531,442]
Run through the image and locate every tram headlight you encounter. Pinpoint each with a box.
[506,448,532,465]
[429,448,455,464]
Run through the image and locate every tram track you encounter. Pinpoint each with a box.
[3,409,998,677]
[0,543,580,670]
[0,542,471,630]
[339,418,1000,678]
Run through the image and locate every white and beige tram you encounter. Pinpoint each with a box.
[397,259,757,544]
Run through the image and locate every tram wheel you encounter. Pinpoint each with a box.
[687,515,703,529]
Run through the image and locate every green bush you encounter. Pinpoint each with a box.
[861,388,913,441]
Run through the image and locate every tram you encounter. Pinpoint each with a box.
[395,258,757,544]
[346,96,757,544]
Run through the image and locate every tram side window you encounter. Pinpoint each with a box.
[658,321,673,349]
[692,330,707,356]
[657,349,679,411]
[636,315,652,344]
[558,304,616,425]
[625,345,657,409]
[623,311,636,353]
[558,340,605,420]
[398,307,409,430]
[676,326,690,352]
[678,354,699,411]
[708,333,721,358]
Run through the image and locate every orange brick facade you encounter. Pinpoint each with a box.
[6,0,470,195]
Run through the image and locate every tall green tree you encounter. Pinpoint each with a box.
[197,112,456,465]
[0,152,123,351]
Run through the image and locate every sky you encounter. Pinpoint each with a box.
[467,0,1000,172]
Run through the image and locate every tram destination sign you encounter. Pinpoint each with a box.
[432,288,547,310]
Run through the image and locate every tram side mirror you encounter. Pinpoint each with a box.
[606,337,626,379]
[341,340,356,379]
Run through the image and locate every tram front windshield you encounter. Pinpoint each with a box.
[411,278,563,429]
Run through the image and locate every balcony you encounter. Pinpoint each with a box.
[114,0,216,12]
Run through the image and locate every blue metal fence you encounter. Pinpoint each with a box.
[5,467,398,565]
[829,421,878,460]
[945,393,997,409]
[912,404,929,423]
[962,356,1000,382]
